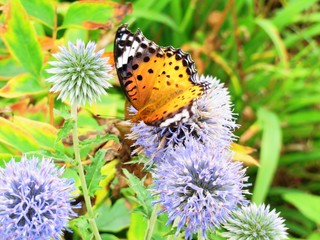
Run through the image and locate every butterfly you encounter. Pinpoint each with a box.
[114,24,208,127]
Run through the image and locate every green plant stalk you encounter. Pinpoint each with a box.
[167,216,181,240]
[198,229,204,240]
[71,103,101,240]
[144,203,159,240]
[179,0,197,33]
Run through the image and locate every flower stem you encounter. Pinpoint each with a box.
[167,217,180,240]
[198,229,204,240]
[144,203,159,240]
[71,103,101,240]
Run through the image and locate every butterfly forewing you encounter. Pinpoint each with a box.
[145,47,200,108]
[114,24,165,110]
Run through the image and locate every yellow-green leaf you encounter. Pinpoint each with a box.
[128,212,147,240]
[1,0,43,76]
[61,1,132,30]
[0,117,40,153]
[95,159,119,205]
[13,116,60,151]
[96,199,131,232]
[61,1,115,29]
[20,0,55,28]
[0,57,26,79]
[0,73,45,98]
[231,142,259,166]
[0,153,15,167]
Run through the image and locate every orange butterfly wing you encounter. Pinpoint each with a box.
[114,25,165,110]
[114,24,206,126]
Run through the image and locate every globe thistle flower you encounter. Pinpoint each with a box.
[0,155,78,239]
[128,75,237,165]
[46,40,113,106]
[222,203,288,240]
[152,138,249,239]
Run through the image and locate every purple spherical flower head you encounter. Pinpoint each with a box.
[152,138,249,239]
[128,75,237,166]
[0,156,79,240]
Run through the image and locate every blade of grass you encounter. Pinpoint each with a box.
[170,0,182,24]
[252,108,282,203]
[285,23,320,47]
[129,9,178,31]
[245,0,317,56]
[179,0,197,34]
[209,51,242,96]
[283,192,320,224]
[255,19,289,69]
[272,0,319,30]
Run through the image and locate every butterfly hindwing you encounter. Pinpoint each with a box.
[141,85,204,127]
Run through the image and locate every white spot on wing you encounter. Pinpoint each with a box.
[128,40,140,60]
[120,33,128,40]
[159,109,190,127]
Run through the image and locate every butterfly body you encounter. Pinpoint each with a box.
[114,24,207,127]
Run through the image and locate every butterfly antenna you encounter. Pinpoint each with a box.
[95,114,125,121]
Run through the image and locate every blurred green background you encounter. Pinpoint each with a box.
[0,0,319,239]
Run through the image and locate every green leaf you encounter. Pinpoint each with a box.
[284,95,320,113]
[101,234,119,240]
[283,192,320,224]
[85,149,107,196]
[61,1,114,29]
[127,212,147,240]
[0,73,45,98]
[56,119,75,143]
[62,167,81,196]
[253,108,282,203]
[0,57,26,79]
[20,0,55,28]
[53,107,71,120]
[285,111,320,126]
[0,117,40,153]
[64,28,88,43]
[307,232,320,240]
[281,149,320,165]
[80,134,119,147]
[123,169,153,218]
[70,216,93,240]
[1,0,43,76]
[96,199,131,232]
[40,149,74,163]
